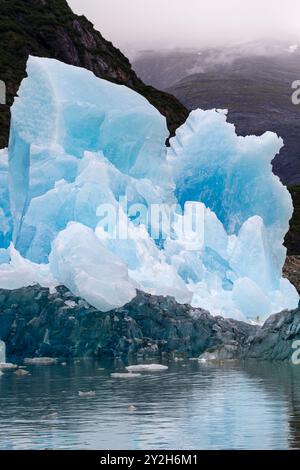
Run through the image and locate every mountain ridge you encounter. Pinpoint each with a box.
[134,48,300,256]
[0,0,188,148]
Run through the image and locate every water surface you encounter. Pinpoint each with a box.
[0,359,299,450]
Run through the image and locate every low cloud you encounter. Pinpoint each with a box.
[68,0,300,56]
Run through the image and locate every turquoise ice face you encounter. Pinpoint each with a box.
[0,56,298,320]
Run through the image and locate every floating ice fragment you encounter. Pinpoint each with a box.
[0,340,5,363]
[126,364,169,372]
[128,405,137,411]
[78,391,96,397]
[111,373,142,378]
[14,369,30,377]
[64,300,77,309]
[24,357,57,365]
[0,363,18,370]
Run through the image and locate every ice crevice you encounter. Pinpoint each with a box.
[0,56,298,321]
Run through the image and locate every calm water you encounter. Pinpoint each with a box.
[0,359,300,450]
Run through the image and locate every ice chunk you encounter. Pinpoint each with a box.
[49,222,137,312]
[78,391,96,397]
[126,364,168,372]
[0,248,10,264]
[14,369,30,377]
[24,357,57,365]
[9,56,170,252]
[0,363,18,370]
[168,109,292,240]
[0,340,5,364]
[97,221,192,305]
[232,277,272,320]
[16,151,172,263]
[228,216,281,291]
[0,244,58,290]
[0,149,12,250]
[111,373,142,378]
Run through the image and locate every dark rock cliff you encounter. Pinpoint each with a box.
[1,285,300,363]
[0,0,188,148]
[242,307,300,361]
[0,286,257,362]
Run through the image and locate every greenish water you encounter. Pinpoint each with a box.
[0,359,299,450]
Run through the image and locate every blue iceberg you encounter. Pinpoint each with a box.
[0,56,298,320]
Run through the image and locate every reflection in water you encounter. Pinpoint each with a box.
[0,359,299,450]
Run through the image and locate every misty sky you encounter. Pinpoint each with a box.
[68,0,300,56]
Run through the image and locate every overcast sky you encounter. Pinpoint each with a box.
[68,0,300,56]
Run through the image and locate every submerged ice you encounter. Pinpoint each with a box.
[0,56,298,320]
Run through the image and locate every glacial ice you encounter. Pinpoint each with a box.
[0,340,5,364]
[0,149,12,249]
[0,56,298,321]
[111,373,142,379]
[0,244,57,290]
[126,364,169,372]
[49,222,137,312]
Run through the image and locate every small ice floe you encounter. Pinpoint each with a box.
[64,300,77,309]
[78,391,96,397]
[61,362,67,367]
[24,357,57,365]
[14,368,30,377]
[128,405,137,411]
[0,340,6,363]
[42,411,58,420]
[198,352,218,363]
[111,373,141,378]
[174,357,184,362]
[0,363,18,370]
[46,412,58,419]
[199,344,238,363]
[126,364,168,372]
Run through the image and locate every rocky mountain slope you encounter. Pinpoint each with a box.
[133,42,300,91]
[283,256,300,293]
[242,307,300,361]
[0,0,188,148]
[167,55,300,186]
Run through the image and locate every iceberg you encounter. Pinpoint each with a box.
[0,56,298,321]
